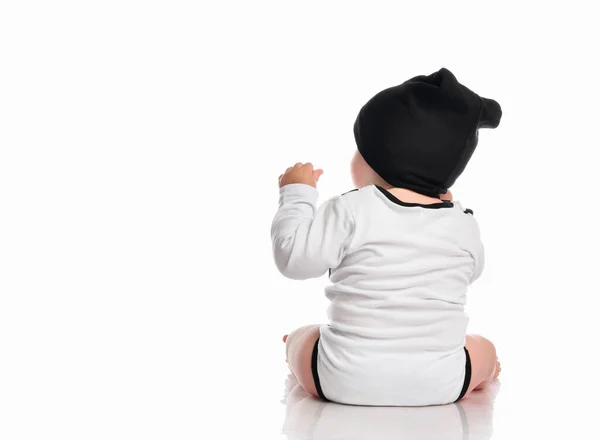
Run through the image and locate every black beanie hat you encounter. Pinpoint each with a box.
[353,67,502,197]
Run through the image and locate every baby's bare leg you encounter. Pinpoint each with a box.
[282,325,321,398]
[464,335,501,397]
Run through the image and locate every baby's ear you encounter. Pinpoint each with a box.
[439,189,453,201]
[479,97,502,129]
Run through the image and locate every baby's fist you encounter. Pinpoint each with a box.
[278,162,324,188]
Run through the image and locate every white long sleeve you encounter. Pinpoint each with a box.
[271,184,354,280]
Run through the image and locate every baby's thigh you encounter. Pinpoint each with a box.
[285,324,321,398]
[465,335,497,395]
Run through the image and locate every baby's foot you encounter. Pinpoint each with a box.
[283,335,289,365]
[493,359,501,379]
[475,358,501,391]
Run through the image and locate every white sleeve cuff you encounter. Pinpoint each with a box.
[278,183,318,206]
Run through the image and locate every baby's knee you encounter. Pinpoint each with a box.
[285,325,320,353]
[287,324,320,341]
[477,336,498,375]
[471,334,496,351]
[467,335,497,368]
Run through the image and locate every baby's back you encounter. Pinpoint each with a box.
[317,185,484,405]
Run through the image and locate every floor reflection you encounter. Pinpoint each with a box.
[281,374,500,440]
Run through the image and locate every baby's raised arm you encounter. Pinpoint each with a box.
[271,163,354,280]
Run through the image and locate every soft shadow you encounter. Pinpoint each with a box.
[281,374,500,440]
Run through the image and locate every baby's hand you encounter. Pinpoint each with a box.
[278,162,324,188]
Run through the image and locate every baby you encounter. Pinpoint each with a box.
[271,68,502,406]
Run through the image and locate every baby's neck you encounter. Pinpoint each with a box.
[379,185,443,205]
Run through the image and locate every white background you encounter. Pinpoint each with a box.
[1,1,598,439]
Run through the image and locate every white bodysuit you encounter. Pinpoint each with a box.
[271,183,484,406]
